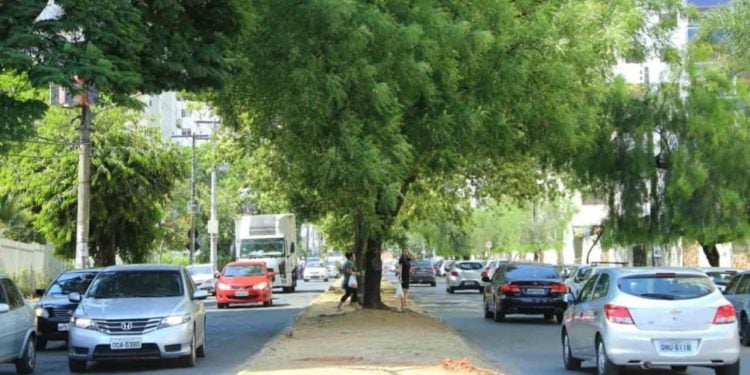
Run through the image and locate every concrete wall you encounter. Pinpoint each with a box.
[0,238,68,286]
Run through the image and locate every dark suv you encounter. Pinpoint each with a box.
[34,269,99,350]
[482,263,568,323]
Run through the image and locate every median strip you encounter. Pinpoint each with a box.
[238,278,501,375]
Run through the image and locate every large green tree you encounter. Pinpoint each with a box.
[219,0,678,308]
[0,107,187,265]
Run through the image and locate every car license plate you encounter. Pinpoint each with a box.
[235,290,249,297]
[525,288,546,295]
[110,336,142,350]
[57,323,70,332]
[654,340,698,355]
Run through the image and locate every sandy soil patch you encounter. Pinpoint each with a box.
[238,279,500,375]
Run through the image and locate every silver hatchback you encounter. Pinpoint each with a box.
[447,261,484,293]
[67,264,208,372]
[561,268,740,375]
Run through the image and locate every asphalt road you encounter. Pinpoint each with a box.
[402,275,750,375]
[1,280,326,375]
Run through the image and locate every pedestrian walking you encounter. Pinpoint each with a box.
[398,248,412,311]
[337,252,360,311]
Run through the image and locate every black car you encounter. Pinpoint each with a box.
[34,269,100,350]
[409,261,437,286]
[482,263,567,324]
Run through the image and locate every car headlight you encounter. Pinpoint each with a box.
[159,314,192,328]
[253,282,268,290]
[217,282,231,291]
[35,307,49,319]
[73,317,96,330]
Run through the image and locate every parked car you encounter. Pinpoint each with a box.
[409,261,437,287]
[325,259,341,279]
[722,270,750,345]
[216,260,275,308]
[67,264,208,372]
[556,264,578,281]
[186,263,216,296]
[34,269,100,350]
[561,268,739,375]
[0,274,36,374]
[482,263,567,323]
[697,267,742,293]
[303,260,329,282]
[447,261,484,293]
[481,259,509,281]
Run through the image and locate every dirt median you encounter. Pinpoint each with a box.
[238,278,500,375]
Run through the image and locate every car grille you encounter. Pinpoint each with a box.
[52,308,73,321]
[231,285,252,290]
[93,318,161,335]
[93,344,161,359]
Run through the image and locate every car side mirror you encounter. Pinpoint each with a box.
[192,290,209,300]
[563,293,576,305]
[68,292,82,303]
[214,271,221,279]
[482,276,491,283]
[35,288,46,297]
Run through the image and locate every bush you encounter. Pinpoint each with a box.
[8,269,51,298]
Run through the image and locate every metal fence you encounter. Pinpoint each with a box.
[0,238,69,295]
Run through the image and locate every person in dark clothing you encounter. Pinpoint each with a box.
[337,252,360,311]
[398,248,412,311]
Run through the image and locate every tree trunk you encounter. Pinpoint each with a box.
[363,236,386,309]
[701,243,720,267]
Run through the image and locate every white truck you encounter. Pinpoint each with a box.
[235,214,298,292]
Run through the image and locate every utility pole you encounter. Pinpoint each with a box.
[172,131,209,265]
[75,95,92,269]
[195,120,220,272]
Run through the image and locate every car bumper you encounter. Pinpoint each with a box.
[602,322,740,367]
[447,278,482,289]
[216,289,271,304]
[410,276,436,284]
[38,317,72,341]
[499,296,567,315]
[304,274,327,281]
[68,323,193,361]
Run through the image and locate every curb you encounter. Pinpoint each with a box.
[233,279,339,373]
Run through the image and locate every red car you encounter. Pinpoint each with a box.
[215,260,275,308]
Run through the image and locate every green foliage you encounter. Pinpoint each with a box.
[0,72,47,153]
[0,106,188,265]
[700,0,750,73]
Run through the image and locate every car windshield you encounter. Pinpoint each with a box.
[46,272,98,296]
[86,270,183,298]
[239,238,285,257]
[618,274,715,300]
[307,261,323,268]
[457,262,483,270]
[504,265,559,280]
[224,265,265,277]
[414,261,433,268]
[187,265,212,275]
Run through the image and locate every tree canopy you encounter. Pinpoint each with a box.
[218,0,674,307]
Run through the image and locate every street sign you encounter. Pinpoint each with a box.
[485,240,493,250]
[207,219,219,235]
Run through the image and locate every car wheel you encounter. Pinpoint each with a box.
[447,287,454,294]
[714,361,740,375]
[196,330,206,358]
[431,282,436,287]
[68,359,87,373]
[263,299,271,307]
[493,303,505,322]
[217,303,227,309]
[555,313,564,325]
[596,338,620,375]
[15,336,35,374]
[304,279,309,282]
[671,366,687,372]
[562,330,581,370]
[741,315,750,346]
[324,278,329,282]
[179,332,197,367]
[35,337,47,351]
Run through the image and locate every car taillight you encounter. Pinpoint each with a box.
[713,304,736,324]
[450,271,458,277]
[550,284,568,294]
[500,284,520,294]
[604,304,634,324]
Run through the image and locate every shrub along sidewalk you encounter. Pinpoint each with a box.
[238,279,500,375]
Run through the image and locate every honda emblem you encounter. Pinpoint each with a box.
[121,321,133,331]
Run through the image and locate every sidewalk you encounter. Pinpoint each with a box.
[238,279,500,375]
